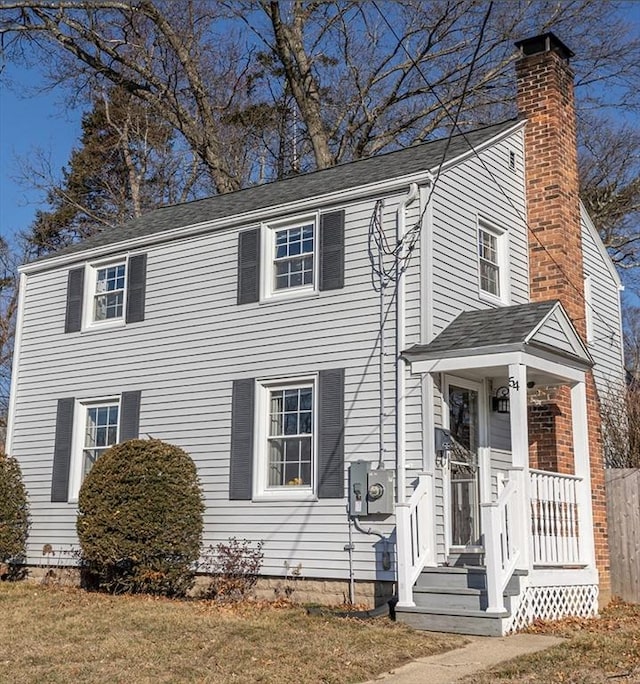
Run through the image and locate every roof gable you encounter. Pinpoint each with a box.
[404,300,592,366]
[527,304,590,361]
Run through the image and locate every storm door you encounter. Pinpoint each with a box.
[446,381,482,549]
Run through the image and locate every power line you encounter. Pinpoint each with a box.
[371,2,622,346]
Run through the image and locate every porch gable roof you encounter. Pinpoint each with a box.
[403,300,592,368]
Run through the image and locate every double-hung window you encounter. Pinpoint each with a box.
[477,220,508,303]
[274,223,315,291]
[255,377,316,499]
[262,217,317,299]
[68,398,120,500]
[93,263,126,321]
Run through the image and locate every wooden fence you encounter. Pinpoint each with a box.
[605,468,640,603]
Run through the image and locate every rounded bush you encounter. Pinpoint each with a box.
[77,439,204,596]
[0,453,30,565]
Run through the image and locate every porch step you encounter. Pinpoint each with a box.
[415,566,527,593]
[412,585,519,612]
[395,566,529,636]
[395,605,508,637]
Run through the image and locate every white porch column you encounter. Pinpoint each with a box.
[508,362,531,570]
[571,380,596,568]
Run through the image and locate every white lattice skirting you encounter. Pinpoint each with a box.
[507,584,599,633]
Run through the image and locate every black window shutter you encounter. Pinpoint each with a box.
[51,398,75,502]
[65,267,85,333]
[237,229,260,304]
[318,368,345,498]
[319,210,345,291]
[120,390,142,441]
[126,253,147,324]
[229,378,255,500]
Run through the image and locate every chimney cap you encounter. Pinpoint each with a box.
[515,32,574,60]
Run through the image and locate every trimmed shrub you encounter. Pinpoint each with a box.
[0,453,30,568]
[77,439,204,596]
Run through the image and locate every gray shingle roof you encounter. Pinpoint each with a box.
[37,119,519,262]
[404,300,560,357]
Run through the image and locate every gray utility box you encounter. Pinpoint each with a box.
[348,461,395,517]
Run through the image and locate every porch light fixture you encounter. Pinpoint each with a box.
[492,386,510,413]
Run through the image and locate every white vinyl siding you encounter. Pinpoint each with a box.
[580,206,625,394]
[9,127,531,579]
[11,197,412,580]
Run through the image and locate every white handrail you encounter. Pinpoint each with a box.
[481,467,525,613]
[396,473,433,607]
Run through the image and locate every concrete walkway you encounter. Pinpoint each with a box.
[362,633,564,684]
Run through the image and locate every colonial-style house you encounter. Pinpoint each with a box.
[6,33,624,636]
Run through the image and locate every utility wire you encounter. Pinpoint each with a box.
[371,1,622,346]
[370,0,493,277]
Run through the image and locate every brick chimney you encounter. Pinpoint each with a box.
[515,33,609,601]
[515,33,586,331]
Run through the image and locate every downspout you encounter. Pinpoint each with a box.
[396,183,420,506]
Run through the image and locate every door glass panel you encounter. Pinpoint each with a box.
[448,385,481,547]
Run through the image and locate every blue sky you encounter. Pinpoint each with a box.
[0,62,83,246]
[0,9,638,310]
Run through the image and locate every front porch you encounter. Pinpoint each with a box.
[395,301,600,635]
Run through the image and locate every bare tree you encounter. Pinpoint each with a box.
[0,0,265,193]
[0,239,20,431]
[2,2,639,174]
[601,383,640,468]
[20,86,205,255]
[623,304,640,380]
[579,117,640,271]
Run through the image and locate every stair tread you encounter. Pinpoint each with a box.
[413,586,519,597]
[396,605,510,619]
[419,566,528,575]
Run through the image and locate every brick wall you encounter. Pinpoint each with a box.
[516,36,610,599]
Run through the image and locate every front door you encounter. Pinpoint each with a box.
[446,380,482,549]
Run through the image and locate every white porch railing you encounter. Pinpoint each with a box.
[396,473,433,607]
[530,469,582,566]
[481,467,526,613]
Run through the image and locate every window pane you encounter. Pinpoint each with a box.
[265,385,313,488]
[480,260,499,296]
[272,225,315,291]
[300,389,312,410]
[479,228,500,296]
[94,263,125,320]
[284,438,301,462]
[299,411,312,434]
[284,389,299,412]
[268,439,284,486]
[284,413,298,435]
[82,402,119,479]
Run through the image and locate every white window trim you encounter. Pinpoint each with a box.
[82,257,128,331]
[260,212,319,302]
[253,374,318,502]
[69,396,121,502]
[477,218,510,306]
